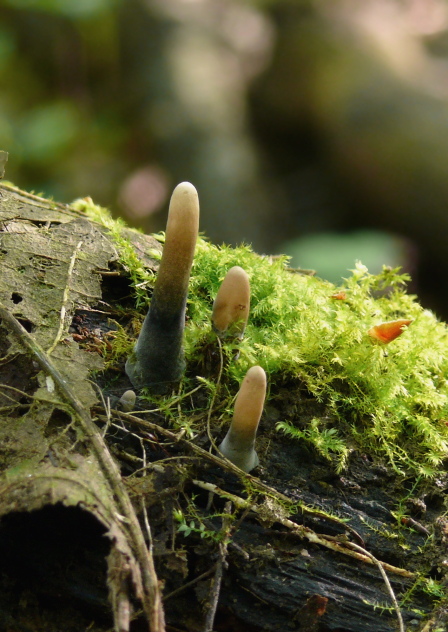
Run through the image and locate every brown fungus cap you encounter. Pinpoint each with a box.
[153,181,200,316]
[218,365,266,472]
[212,266,250,339]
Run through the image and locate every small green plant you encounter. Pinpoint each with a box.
[173,508,225,542]
[359,516,400,541]
[364,600,395,614]
[400,575,445,607]
[101,322,135,368]
[276,418,349,471]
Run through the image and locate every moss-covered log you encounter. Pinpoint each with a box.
[1,182,448,632]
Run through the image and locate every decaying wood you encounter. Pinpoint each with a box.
[0,304,165,632]
[0,183,164,632]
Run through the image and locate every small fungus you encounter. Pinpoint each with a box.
[218,365,266,472]
[118,390,136,412]
[368,319,413,344]
[212,266,250,339]
[125,182,200,392]
[330,291,347,300]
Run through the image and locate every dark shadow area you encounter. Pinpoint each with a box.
[0,324,39,409]
[0,505,112,632]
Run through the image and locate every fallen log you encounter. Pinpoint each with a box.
[0,180,447,632]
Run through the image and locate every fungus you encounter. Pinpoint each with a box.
[125,182,200,392]
[218,365,266,472]
[212,266,250,340]
[118,390,136,412]
[330,291,347,300]
[368,319,413,344]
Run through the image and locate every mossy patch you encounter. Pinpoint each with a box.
[74,198,448,480]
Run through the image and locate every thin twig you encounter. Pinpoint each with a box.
[163,566,217,602]
[203,501,233,632]
[204,338,248,475]
[0,182,71,208]
[47,239,83,355]
[0,383,74,425]
[0,404,27,413]
[91,381,112,437]
[131,456,201,477]
[191,479,414,579]
[343,541,404,632]
[0,383,34,402]
[0,352,19,365]
[206,338,223,450]
[141,498,153,555]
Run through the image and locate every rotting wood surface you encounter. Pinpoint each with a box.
[0,182,447,632]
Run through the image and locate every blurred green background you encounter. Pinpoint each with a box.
[2,0,448,316]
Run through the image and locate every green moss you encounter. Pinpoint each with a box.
[73,198,448,479]
[101,322,135,370]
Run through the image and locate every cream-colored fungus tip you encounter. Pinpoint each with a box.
[212,266,250,339]
[118,390,136,412]
[218,365,266,472]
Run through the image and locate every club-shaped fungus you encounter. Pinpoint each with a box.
[125,182,199,392]
[368,319,412,344]
[212,266,250,340]
[218,365,266,472]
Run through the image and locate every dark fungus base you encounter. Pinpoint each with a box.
[125,297,186,394]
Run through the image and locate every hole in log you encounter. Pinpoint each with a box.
[44,408,73,437]
[100,271,135,305]
[11,292,23,304]
[0,324,11,356]
[0,505,112,630]
[16,317,35,333]
[0,335,39,408]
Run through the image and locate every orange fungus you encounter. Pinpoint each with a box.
[368,319,413,344]
[330,291,347,300]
